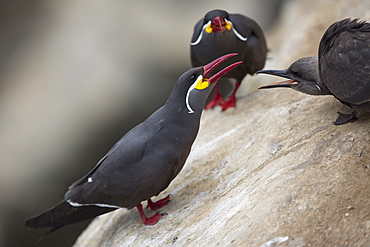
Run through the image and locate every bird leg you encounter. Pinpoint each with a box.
[333,110,358,125]
[205,83,224,109]
[136,204,166,225]
[146,195,171,210]
[220,81,241,111]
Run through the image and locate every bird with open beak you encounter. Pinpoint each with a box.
[256,18,370,125]
[25,54,242,236]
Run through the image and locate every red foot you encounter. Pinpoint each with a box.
[205,92,224,109]
[146,195,171,210]
[136,204,166,225]
[205,84,224,109]
[220,81,241,111]
[220,95,236,111]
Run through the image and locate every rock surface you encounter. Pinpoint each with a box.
[74,0,370,246]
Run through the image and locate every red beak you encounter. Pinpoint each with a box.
[211,16,227,32]
[203,53,242,84]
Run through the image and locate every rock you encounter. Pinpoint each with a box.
[74,1,370,246]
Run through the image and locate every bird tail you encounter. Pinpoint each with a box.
[25,200,116,235]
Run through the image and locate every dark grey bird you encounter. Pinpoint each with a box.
[256,18,370,125]
[190,9,267,111]
[25,54,242,235]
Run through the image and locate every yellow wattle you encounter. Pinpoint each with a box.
[205,25,212,33]
[225,21,232,30]
[195,79,209,90]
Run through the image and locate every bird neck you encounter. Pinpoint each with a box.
[165,84,209,118]
[300,56,331,95]
[163,97,204,122]
[317,79,331,95]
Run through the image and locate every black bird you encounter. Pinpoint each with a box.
[190,9,267,111]
[256,18,370,125]
[25,54,242,234]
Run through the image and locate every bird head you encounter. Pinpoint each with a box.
[256,57,330,95]
[190,9,248,46]
[195,53,241,89]
[204,9,231,33]
[172,53,242,114]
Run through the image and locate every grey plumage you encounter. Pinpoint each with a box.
[319,19,370,109]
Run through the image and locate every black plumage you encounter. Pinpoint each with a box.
[190,9,267,110]
[25,54,242,234]
[257,18,370,125]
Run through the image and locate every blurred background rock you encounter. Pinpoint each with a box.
[0,0,282,246]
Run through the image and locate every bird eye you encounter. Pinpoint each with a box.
[294,71,302,77]
[190,74,196,80]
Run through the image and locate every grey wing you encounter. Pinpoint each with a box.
[64,130,148,208]
[190,18,204,44]
[190,18,205,67]
[67,155,107,190]
[320,31,370,105]
[65,125,183,209]
[229,14,267,73]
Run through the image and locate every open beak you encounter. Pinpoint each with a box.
[255,69,291,79]
[255,69,297,89]
[193,53,241,91]
[203,53,242,85]
[257,80,297,89]
[211,16,227,32]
